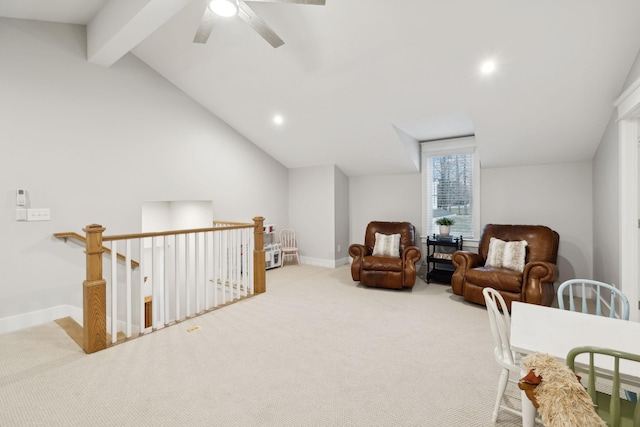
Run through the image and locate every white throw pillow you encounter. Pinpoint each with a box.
[485,237,528,272]
[372,232,401,258]
[502,240,528,272]
[485,237,506,268]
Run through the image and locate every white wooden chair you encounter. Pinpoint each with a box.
[483,287,526,423]
[557,279,630,320]
[279,229,300,266]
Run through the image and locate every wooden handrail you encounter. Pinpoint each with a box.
[54,232,140,268]
[101,223,254,242]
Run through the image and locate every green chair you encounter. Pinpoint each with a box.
[566,346,640,427]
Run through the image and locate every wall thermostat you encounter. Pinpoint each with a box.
[16,189,26,206]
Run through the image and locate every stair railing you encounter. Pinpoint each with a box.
[77,216,265,354]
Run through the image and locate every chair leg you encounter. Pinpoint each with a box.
[493,368,510,423]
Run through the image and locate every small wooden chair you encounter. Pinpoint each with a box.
[279,229,299,266]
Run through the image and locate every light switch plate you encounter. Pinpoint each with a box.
[27,208,51,221]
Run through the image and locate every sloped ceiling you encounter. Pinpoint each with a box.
[2,0,640,176]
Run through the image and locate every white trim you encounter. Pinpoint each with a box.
[618,119,639,321]
[615,75,640,111]
[616,74,640,321]
[297,256,343,269]
[0,305,82,335]
[420,135,476,156]
[420,136,481,239]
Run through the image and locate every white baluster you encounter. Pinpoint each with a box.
[125,239,132,338]
[111,240,118,344]
[196,232,201,314]
[221,230,228,304]
[204,231,210,310]
[152,236,159,329]
[234,229,240,299]
[164,235,170,324]
[139,237,145,333]
[248,228,254,295]
[186,233,191,317]
[213,231,219,308]
[174,234,180,322]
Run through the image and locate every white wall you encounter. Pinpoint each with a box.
[481,162,592,284]
[0,18,288,332]
[349,173,423,245]
[334,167,350,265]
[591,47,640,289]
[288,165,335,266]
[349,164,592,285]
[592,113,620,285]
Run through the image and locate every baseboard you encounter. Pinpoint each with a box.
[299,256,350,269]
[0,305,83,335]
[334,257,350,268]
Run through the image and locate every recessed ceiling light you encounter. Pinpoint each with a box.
[273,114,284,126]
[481,60,496,74]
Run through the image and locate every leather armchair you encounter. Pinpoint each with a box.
[349,221,422,289]
[451,224,559,310]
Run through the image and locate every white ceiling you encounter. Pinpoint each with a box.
[3,0,640,176]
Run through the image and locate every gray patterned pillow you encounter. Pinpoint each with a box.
[372,232,401,258]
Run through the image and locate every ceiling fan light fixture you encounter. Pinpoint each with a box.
[208,0,238,17]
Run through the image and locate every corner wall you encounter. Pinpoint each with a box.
[289,165,349,267]
[349,173,423,246]
[592,113,620,285]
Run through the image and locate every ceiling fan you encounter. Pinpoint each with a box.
[193,0,326,48]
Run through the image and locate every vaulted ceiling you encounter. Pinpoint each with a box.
[2,0,640,176]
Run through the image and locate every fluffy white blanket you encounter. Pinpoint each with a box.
[521,353,606,427]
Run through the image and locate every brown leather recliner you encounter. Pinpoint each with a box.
[349,221,422,289]
[451,224,559,310]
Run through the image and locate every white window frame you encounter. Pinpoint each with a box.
[421,136,480,241]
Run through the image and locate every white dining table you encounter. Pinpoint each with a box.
[510,301,640,427]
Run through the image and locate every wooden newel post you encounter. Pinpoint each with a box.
[83,224,107,354]
[253,216,266,294]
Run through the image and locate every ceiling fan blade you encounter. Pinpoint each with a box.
[237,1,284,48]
[245,0,325,4]
[193,7,217,44]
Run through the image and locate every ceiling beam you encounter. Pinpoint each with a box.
[87,0,193,67]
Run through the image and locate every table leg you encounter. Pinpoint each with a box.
[521,388,537,427]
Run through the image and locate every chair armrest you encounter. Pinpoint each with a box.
[348,243,370,281]
[451,251,484,270]
[522,261,559,306]
[451,251,484,295]
[523,261,559,283]
[402,245,422,265]
[348,244,369,259]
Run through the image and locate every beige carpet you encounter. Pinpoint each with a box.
[0,265,524,426]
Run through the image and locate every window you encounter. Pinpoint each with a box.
[421,136,480,239]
